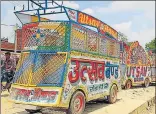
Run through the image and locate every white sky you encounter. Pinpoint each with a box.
[1,1,155,48]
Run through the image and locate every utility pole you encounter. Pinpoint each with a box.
[14,23,18,65]
[14,23,18,53]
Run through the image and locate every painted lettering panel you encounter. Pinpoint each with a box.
[77,11,118,40]
[10,87,60,104]
[61,51,120,104]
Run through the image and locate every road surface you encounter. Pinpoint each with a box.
[1,85,155,114]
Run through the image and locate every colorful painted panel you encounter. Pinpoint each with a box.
[22,21,70,51]
[70,23,120,57]
[126,66,151,82]
[87,30,98,52]
[107,40,115,56]
[77,11,118,40]
[61,51,120,103]
[78,12,100,29]
[127,41,149,65]
[71,24,86,51]
[13,52,34,85]
[22,23,39,50]
[64,59,119,101]
[31,53,66,86]
[120,51,127,64]
[119,42,129,64]
[10,87,61,105]
[99,37,107,55]
[100,24,118,40]
[14,52,67,86]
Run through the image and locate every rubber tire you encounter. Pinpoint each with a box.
[25,109,41,113]
[67,91,85,114]
[144,78,150,88]
[125,80,132,89]
[108,85,118,104]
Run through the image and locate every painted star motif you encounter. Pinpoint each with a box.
[32,29,44,42]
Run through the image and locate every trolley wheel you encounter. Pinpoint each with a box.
[67,91,85,114]
[108,84,118,104]
[144,78,150,88]
[25,109,41,113]
[125,80,132,89]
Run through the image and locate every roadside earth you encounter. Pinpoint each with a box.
[1,85,155,114]
[148,104,155,114]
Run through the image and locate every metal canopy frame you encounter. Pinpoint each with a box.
[14,0,66,24]
[15,0,64,14]
[14,0,119,41]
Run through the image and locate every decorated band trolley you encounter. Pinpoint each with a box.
[119,41,154,89]
[9,1,122,114]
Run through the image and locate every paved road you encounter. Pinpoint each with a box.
[1,85,155,114]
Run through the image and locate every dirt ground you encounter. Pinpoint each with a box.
[1,85,156,114]
[148,104,155,114]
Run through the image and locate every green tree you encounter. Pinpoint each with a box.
[145,38,156,52]
[118,32,128,43]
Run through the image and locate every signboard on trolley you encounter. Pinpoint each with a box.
[66,8,77,22]
[10,87,61,105]
[65,7,118,40]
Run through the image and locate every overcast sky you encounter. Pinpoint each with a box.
[1,1,155,48]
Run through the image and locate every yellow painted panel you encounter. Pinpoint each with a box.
[31,16,49,23]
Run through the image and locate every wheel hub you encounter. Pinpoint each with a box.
[126,81,131,89]
[145,79,149,87]
[73,96,83,113]
[111,88,117,100]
